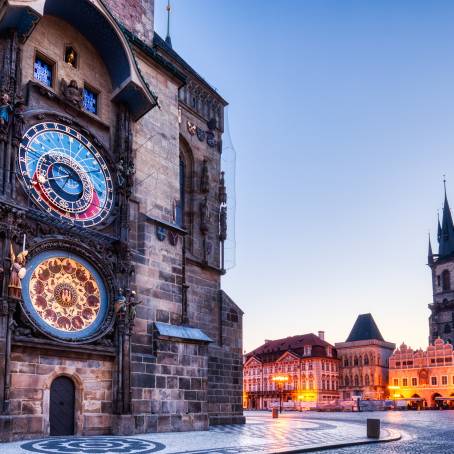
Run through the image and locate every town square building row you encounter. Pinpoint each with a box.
[244,186,454,410]
[0,0,243,442]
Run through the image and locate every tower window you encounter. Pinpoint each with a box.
[34,54,54,87]
[442,270,451,291]
[83,86,98,115]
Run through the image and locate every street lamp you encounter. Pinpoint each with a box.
[272,375,289,413]
[388,385,400,410]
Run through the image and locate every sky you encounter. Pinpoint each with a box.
[155,0,454,354]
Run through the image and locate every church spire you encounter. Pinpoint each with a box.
[437,210,442,243]
[428,233,434,265]
[165,0,173,48]
[438,177,454,257]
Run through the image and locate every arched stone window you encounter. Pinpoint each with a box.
[442,269,451,291]
[354,375,359,386]
[365,374,370,386]
[179,138,194,247]
[344,376,349,386]
[354,356,359,366]
[364,355,369,366]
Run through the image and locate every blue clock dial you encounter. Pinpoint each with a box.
[18,122,114,227]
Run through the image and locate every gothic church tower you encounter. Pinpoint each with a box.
[428,186,454,344]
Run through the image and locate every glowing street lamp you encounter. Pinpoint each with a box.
[272,375,289,413]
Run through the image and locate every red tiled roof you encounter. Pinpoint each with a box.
[245,333,336,363]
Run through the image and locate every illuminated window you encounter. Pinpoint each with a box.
[431,376,437,386]
[83,86,98,115]
[442,376,448,385]
[403,378,408,387]
[412,377,417,386]
[442,270,451,291]
[393,378,399,386]
[34,55,53,87]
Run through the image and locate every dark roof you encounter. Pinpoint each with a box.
[346,314,384,342]
[245,333,335,363]
[438,188,454,258]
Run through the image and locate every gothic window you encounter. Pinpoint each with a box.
[83,86,98,115]
[344,376,349,386]
[354,356,359,366]
[179,139,194,245]
[365,374,370,386]
[442,270,451,291]
[176,158,185,226]
[364,355,369,366]
[438,275,441,286]
[354,375,359,386]
[34,54,54,87]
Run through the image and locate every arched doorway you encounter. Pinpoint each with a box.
[432,393,443,409]
[50,376,75,436]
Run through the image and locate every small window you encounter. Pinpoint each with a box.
[83,86,98,115]
[442,270,451,291]
[442,376,448,385]
[403,378,408,387]
[393,378,399,386]
[34,54,53,87]
[412,377,417,386]
[431,376,437,386]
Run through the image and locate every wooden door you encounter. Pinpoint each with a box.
[49,376,75,436]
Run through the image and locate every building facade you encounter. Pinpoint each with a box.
[428,188,454,345]
[389,338,454,408]
[243,332,340,410]
[0,0,243,441]
[336,314,395,401]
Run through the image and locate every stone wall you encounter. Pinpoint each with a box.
[6,346,114,441]
[208,291,245,425]
[104,0,154,45]
[130,338,209,432]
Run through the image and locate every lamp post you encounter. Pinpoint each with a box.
[272,375,289,413]
[388,385,400,410]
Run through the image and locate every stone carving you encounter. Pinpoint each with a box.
[200,159,210,193]
[115,288,142,330]
[0,92,12,142]
[206,131,216,148]
[200,196,210,234]
[220,206,227,241]
[156,225,167,241]
[8,243,28,299]
[196,127,205,142]
[12,95,26,147]
[219,171,227,205]
[61,79,83,108]
[187,120,196,135]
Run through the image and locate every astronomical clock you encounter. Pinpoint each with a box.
[11,119,118,344]
[17,122,114,227]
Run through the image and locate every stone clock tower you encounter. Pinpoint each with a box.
[0,0,244,441]
[428,186,454,345]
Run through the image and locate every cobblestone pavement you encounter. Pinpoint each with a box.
[273,410,454,453]
[1,412,400,454]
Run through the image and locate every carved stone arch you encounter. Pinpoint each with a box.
[0,0,157,120]
[43,369,84,435]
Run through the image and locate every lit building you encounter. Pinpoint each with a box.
[243,332,340,410]
[389,338,454,408]
[336,314,395,400]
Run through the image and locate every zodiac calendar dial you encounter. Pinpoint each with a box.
[18,122,114,227]
[22,251,109,341]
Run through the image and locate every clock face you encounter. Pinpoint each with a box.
[22,250,109,341]
[18,122,114,227]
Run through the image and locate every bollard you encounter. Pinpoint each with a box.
[367,418,380,439]
[272,408,279,419]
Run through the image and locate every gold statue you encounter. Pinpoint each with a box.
[8,243,28,299]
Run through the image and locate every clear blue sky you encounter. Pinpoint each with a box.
[155,0,454,353]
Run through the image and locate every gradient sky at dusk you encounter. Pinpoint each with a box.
[155,0,454,353]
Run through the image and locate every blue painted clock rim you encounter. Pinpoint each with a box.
[22,250,109,341]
